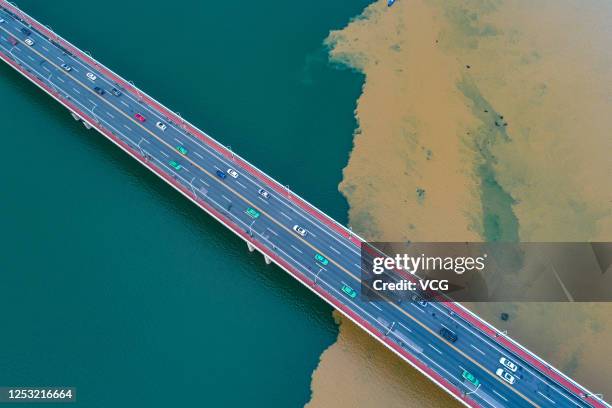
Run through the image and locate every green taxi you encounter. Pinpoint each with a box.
[462,370,480,387]
[176,145,188,155]
[245,207,260,219]
[341,284,357,299]
[314,253,329,266]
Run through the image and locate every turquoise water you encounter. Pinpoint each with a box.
[0,1,369,406]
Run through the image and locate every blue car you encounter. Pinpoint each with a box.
[216,170,227,179]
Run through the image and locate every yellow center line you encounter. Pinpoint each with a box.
[2,25,540,407]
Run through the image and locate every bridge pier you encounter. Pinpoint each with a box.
[247,242,254,252]
[264,255,271,265]
[70,111,92,129]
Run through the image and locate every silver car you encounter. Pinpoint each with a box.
[258,188,270,199]
[496,368,516,384]
[499,357,518,372]
[292,225,307,237]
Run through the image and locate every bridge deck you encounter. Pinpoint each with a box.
[0,3,606,408]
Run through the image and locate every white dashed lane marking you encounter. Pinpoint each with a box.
[493,390,508,402]
[428,344,442,355]
[470,344,485,356]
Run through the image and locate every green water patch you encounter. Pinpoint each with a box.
[458,76,519,242]
[428,0,501,51]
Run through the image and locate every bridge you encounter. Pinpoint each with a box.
[0,3,608,407]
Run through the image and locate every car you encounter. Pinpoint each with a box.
[258,188,270,199]
[93,86,105,95]
[155,121,167,131]
[176,145,188,155]
[439,327,458,343]
[314,253,329,266]
[134,113,146,122]
[86,72,96,81]
[496,368,516,385]
[292,225,307,237]
[24,38,34,46]
[341,284,357,299]
[462,370,480,387]
[411,293,426,305]
[216,170,227,179]
[168,160,182,171]
[20,27,31,35]
[8,36,17,46]
[245,207,260,219]
[110,87,122,97]
[499,357,518,372]
[0,18,5,23]
[60,63,72,72]
[227,168,239,178]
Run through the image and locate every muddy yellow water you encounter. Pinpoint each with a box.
[306,312,457,408]
[307,0,612,406]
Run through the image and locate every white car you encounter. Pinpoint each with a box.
[86,72,97,81]
[258,188,270,199]
[0,18,5,23]
[155,121,167,131]
[499,357,518,372]
[60,63,72,72]
[227,168,239,178]
[496,368,516,384]
[24,38,34,46]
[292,225,307,237]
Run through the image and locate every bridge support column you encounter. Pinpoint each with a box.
[247,242,254,252]
[264,255,271,265]
[82,121,92,130]
[70,112,80,121]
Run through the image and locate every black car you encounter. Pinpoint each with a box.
[439,327,458,343]
[20,27,31,36]
[110,87,122,97]
[93,86,105,95]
